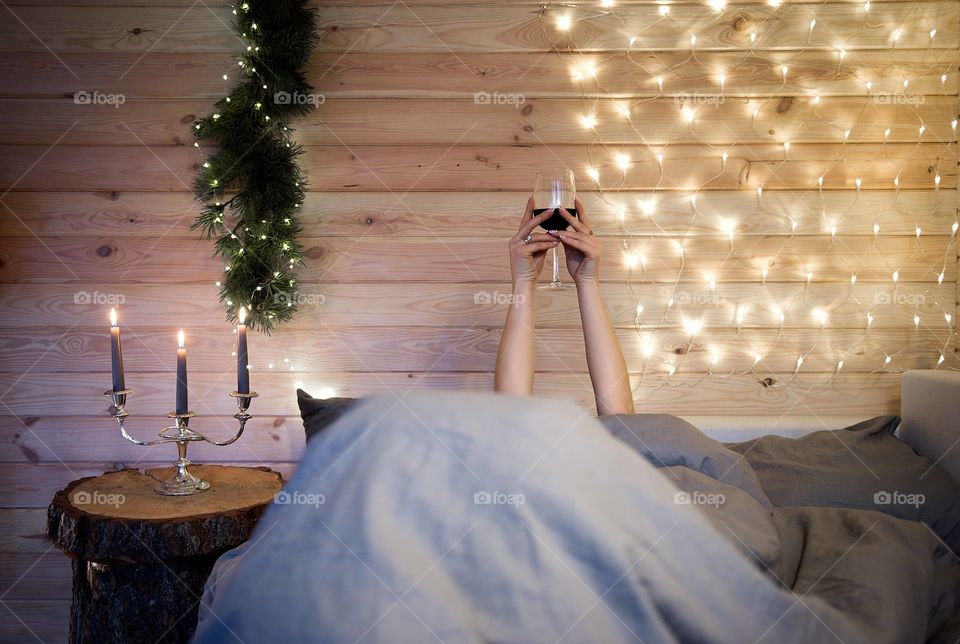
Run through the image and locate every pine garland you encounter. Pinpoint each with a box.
[191,0,316,334]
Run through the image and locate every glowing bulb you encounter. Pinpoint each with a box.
[681,105,695,123]
[919,125,926,137]
[616,103,631,118]
[658,5,670,16]
[616,153,631,170]
[655,76,664,91]
[903,79,910,90]
[580,114,597,129]
[761,267,769,281]
[892,28,901,42]
[894,176,900,188]
[587,167,600,182]
[768,0,781,7]
[639,198,656,216]
[915,226,922,237]
[809,19,816,31]
[914,314,921,328]
[843,129,851,141]
[873,223,880,235]
[806,271,814,284]
[708,0,725,11]
[812,308,829,327]
[656,153,664,166]
[851,274,857,285]
[718,74,726,90]
[795,355,804,370]
[930,29,937,40]
[935,175,942,187]
[818,175,824,188]
[636,304,644,317]
[690,33,697,47]
[867,313,874,328]
[830,225,837,237]
[939,271,946,285]
[892,270,899,283]
[555,13,572,31]
[667,364,676,376]
[780,65,788,79]
[812,95,821,105]
[707,273,716,290]
[951,120,957,132]
[838,48,846,61]
[736,305,746,325]
[721,152,728,165]
[946,313,953,325]
[942,74,948,85]
[783,141,791,154]
[836,360,844,372]
[642,341,654,358]
[952,222,959,235]
[855,177,862,189]
[752,108,760,119]
[864,1,870,12]
[757,186,763,198]
[683,318,703,336]
[938,354,946,366]
[884,355,892,366]
[866,81,873,92]
[750,32,757,44]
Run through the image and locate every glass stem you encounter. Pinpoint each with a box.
[552,246,561,286]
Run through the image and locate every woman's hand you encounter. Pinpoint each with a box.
[553,198,602,286]
[508,196,561,286]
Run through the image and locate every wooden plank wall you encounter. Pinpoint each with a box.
[0,0,957,640]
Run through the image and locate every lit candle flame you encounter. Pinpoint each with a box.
[238,306,247,324]
[177,329,185,349]
[109,307,118,327]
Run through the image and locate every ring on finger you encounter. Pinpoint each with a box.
[522,234,534,244]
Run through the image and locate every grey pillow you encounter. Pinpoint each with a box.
[599,414,771,510]
[726,415,960,551]
[297,389,358,442]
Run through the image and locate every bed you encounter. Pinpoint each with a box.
[193,370,960,643]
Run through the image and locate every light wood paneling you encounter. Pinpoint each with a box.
[2,191,956,237]
[0,2,956,638]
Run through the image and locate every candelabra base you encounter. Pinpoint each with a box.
[154,470,211,496]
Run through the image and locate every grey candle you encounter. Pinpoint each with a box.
[109,308,125,391]
[237,307,250,394]
[176,329,188,414]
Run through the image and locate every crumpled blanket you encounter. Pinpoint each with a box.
[193,391,959,643]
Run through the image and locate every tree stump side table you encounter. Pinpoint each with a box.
[47,464,284,644]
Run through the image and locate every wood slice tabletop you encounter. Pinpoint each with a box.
[48,465,284,563]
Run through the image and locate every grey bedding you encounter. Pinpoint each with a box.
[194,392,960,644]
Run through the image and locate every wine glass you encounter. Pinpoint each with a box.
[533,168,578,289]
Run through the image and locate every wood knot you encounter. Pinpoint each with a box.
[130,27,142,35]
[520,103,533,116]
[365,217,374,225]
[760,377,776,388]
[180,114,196,125]
[733,17,749,32]
[522,125,534,133]
[95,244,114,258]
[109,191,120,201]
[776,96,793,113]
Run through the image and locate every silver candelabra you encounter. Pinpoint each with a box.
[104,388,258,495]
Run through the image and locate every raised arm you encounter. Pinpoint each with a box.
[494,197,559,396]
[553,200,635,415]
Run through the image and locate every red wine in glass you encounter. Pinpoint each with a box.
[532,207,579,232]
[533,169,578,289]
